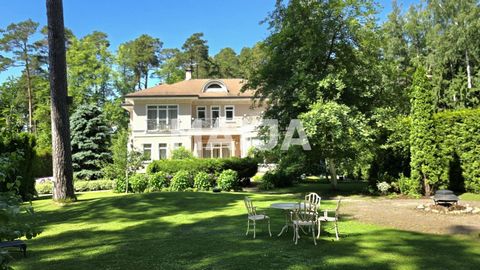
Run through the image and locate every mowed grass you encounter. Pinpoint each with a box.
[12,185,480,270]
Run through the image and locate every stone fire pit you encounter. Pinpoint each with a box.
[416,203,480,215]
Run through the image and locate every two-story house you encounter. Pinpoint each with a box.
[122,70,263,162]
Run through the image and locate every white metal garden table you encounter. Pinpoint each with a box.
[270,202,308,236]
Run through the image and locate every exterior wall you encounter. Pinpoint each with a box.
[128,98,193,132]
[125,96,264,161]
[131,134,192,160]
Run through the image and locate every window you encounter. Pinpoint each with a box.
[225,106,234,121]
[203,81,227,93]
[207,83,222,89]
[202,143,231,158]
[173,143,182,149]
[159,143,167,159]
[211,106,220,128]
[143,144,152,160]
[197,106,206,119]
[147,105,178,130]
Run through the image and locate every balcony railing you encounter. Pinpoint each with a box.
[147,119,179,131]
[191,118,221,128]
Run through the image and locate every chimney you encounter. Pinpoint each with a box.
[185,66,193,80]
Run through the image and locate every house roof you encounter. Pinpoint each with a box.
[125,79,255,99]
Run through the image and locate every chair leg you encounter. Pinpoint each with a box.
[312,225,317,245]
[334,221,339,240]
[295,226,299,245]
[253,220,256,239]
[267,218,272,237]
[292,225,296,242]
[246,219,250,236]
[317,220,321,238]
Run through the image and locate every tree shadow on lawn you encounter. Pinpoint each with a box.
[13,192,480,270]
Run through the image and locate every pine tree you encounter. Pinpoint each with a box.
[70,104,111,180]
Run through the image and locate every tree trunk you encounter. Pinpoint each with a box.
[144,71,148,89]
[24,53,34,133]
[466,49,472,89]
[423,174,431,196]
[46,0,75,201]
[327,158,338,190]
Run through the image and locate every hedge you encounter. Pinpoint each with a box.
[147,157,258,186]
[32,149,52,178]
[36,180,114,195]
[390,108,480,194]
[0,133,36,200]
[434,109,480,193]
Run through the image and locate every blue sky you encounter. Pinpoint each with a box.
[0,0,417,84]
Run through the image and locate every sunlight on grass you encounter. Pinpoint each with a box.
[12,188,480,270]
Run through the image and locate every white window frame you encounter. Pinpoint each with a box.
[196,106,206,119]
[224,105,235,122]
[202,142,231,158]
[158,143,168,160]
[143,144,152,161]
[173,142,183,149]
[146,104,179,131]
[210,105,220,127]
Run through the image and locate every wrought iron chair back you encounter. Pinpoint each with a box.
[305,192,321,209]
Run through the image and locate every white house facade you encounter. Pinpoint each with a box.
[122,72,263,163]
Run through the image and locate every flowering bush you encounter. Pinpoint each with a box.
[377,181,391,195]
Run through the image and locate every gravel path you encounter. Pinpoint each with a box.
[341,198,480,235]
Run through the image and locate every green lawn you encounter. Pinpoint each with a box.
[12,186,480,270]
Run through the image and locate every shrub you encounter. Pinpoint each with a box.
[397,174,421,195]
[259,174,275,190]
[129,174,149,193]
[170,170,193,191]
[0,192,41,269]
[217,169,239,191]
[171,146,194,159]
[114,177,128,193]
[36,182,53,194]
[0,133,36,200]
[74,180,114,192]
[0,192,41,240]
[376,181,391,195]
[147,171,170,192]
[261,169,294,189]
[32,148,52,178]
[147,157,257,187]
[221,157,258,186]
[252,174,263,182]
[193,172,213,191]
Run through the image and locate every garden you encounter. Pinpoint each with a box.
[2,0,480,269]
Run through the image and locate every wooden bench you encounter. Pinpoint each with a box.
[0,240,27,257]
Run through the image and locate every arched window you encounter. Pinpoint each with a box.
[203,81,228,93]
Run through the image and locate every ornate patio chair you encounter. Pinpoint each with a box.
[244,197,272,239]
[291,201,318,245]
[318,199,342,240]
[305,192,321,233]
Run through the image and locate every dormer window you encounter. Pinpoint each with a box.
[208,83,222,89]
[203,80,228,93]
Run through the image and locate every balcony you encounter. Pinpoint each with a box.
[191,117,259,129]
[146,119,179,132]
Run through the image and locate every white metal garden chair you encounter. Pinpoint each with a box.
[244,197,272,239]
[305,192,321,235]
[318,199,342,240]
[305,192,321,210]
[291,201,318,245]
